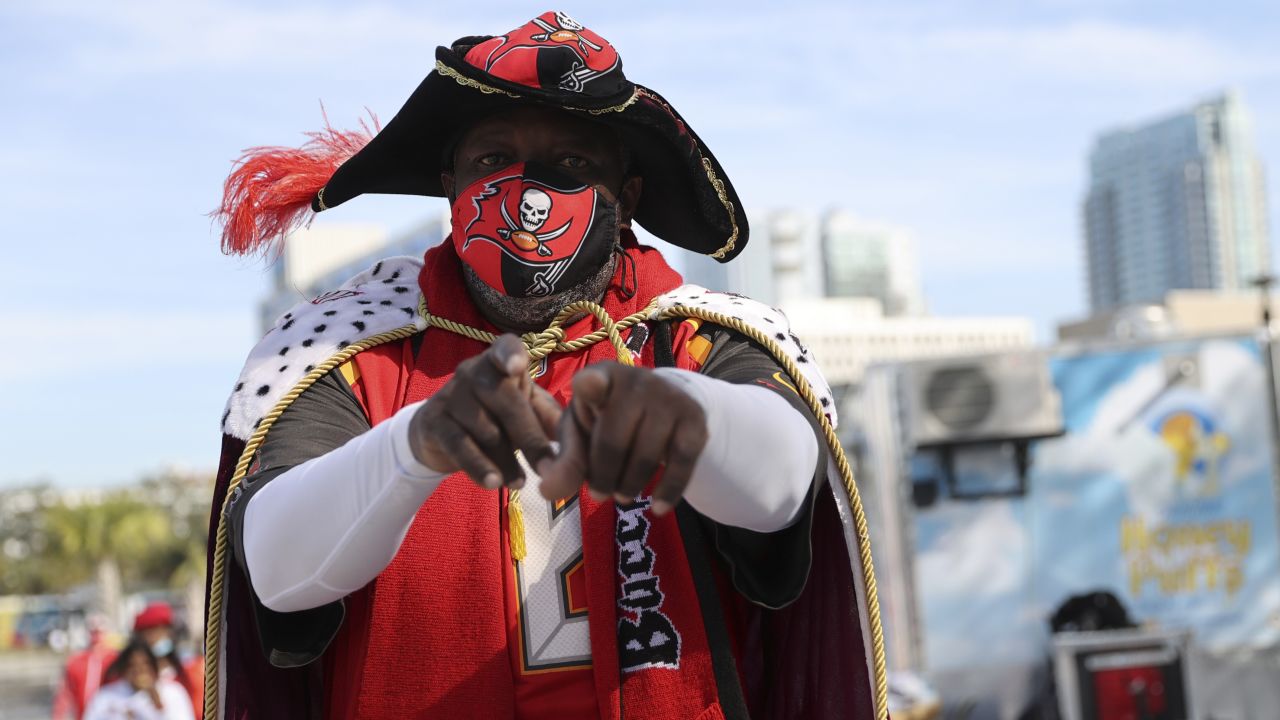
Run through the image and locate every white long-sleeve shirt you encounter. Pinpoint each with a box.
[243,368,818,613]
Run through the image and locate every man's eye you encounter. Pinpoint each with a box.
[558,156,589,170]
[476,153,508,167]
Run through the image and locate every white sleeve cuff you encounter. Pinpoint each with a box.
[652,368,817,533]
[244,400,447,612]
[388,400,450,481]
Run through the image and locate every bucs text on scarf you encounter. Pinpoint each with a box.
[616,498,681,672]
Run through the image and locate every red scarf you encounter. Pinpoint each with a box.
[323,239,728,719]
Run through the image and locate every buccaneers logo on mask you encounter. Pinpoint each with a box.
[452,162,618,298]
[500,187,569,257]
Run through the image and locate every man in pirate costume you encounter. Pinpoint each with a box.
[205,11,886,720]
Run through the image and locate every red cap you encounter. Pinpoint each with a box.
[132,602,174,632]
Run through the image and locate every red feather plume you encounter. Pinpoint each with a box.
[214,112,379,256]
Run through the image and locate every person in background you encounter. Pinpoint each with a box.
[51,617,117,720]
[181,652,204,720]
[131,604,179,679]
[83,639,194,720]
[130,603,202,717]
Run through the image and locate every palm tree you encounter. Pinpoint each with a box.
[42,495,173,627]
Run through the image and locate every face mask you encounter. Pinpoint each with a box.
[451,162,618,298]
[151,637,174,657]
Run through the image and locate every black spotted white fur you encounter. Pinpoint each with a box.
[221,256,427,439]
[223,258,836,440]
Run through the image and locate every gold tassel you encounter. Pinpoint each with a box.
[507,488,527,562]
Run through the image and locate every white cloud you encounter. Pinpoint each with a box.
[1034,360,1178,521]
[916,500,1028,597]
[4,0,1278,485]
[13,0,469,80]
[1036,340,1268,521]
[8,4,1280,337]
[928,21,1259,87]
[813,18,1278,116]
[915,500,1045,668]
[617,12,1280,293]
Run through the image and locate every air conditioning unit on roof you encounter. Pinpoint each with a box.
[902,352,1064,448]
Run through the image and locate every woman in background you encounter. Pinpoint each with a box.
[83,639,194,720]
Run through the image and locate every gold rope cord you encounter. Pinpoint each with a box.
[416,294,647,372]
[418,295,645,562]
[420,298,887,719]
[202,326,420,720]
[656,305,888,720]
[205,299,887,720]
[436,61,640,114]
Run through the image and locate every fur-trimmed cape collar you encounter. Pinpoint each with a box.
[222,256,835,441]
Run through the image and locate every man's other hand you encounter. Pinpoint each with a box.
[408,334,562,489]
[539,364,708,516]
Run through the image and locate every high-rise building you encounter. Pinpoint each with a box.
[1083,91,1271,312]
[683,208,925,313]
[678,209,821,305]
[682,208,1030,386]
[821,210,924,316]
[769,209,825,304]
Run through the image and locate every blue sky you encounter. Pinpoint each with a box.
[3,0,1279,487]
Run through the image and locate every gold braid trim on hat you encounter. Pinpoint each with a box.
[702,157,739,260]
[436,61,522,98]
[437,60,639,115]
[585,89,639,115]
[315,186,329,212]
[631,88,740,260]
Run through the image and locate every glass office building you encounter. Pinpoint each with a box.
[1083,92,1270,312]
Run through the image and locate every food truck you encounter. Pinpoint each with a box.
[848,332,1280,719]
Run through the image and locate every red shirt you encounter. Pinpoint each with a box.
[53,644,116,720]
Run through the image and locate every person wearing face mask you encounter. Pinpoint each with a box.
[129,604,203,718]
[132,604,178,675]
[205,12,885,720]
[83,639,195,720]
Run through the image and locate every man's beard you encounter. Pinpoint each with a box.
[462,250,620,333]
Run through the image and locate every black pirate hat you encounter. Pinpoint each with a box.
[220,11,747,262]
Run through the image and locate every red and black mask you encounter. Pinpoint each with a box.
[451,162,618,298]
